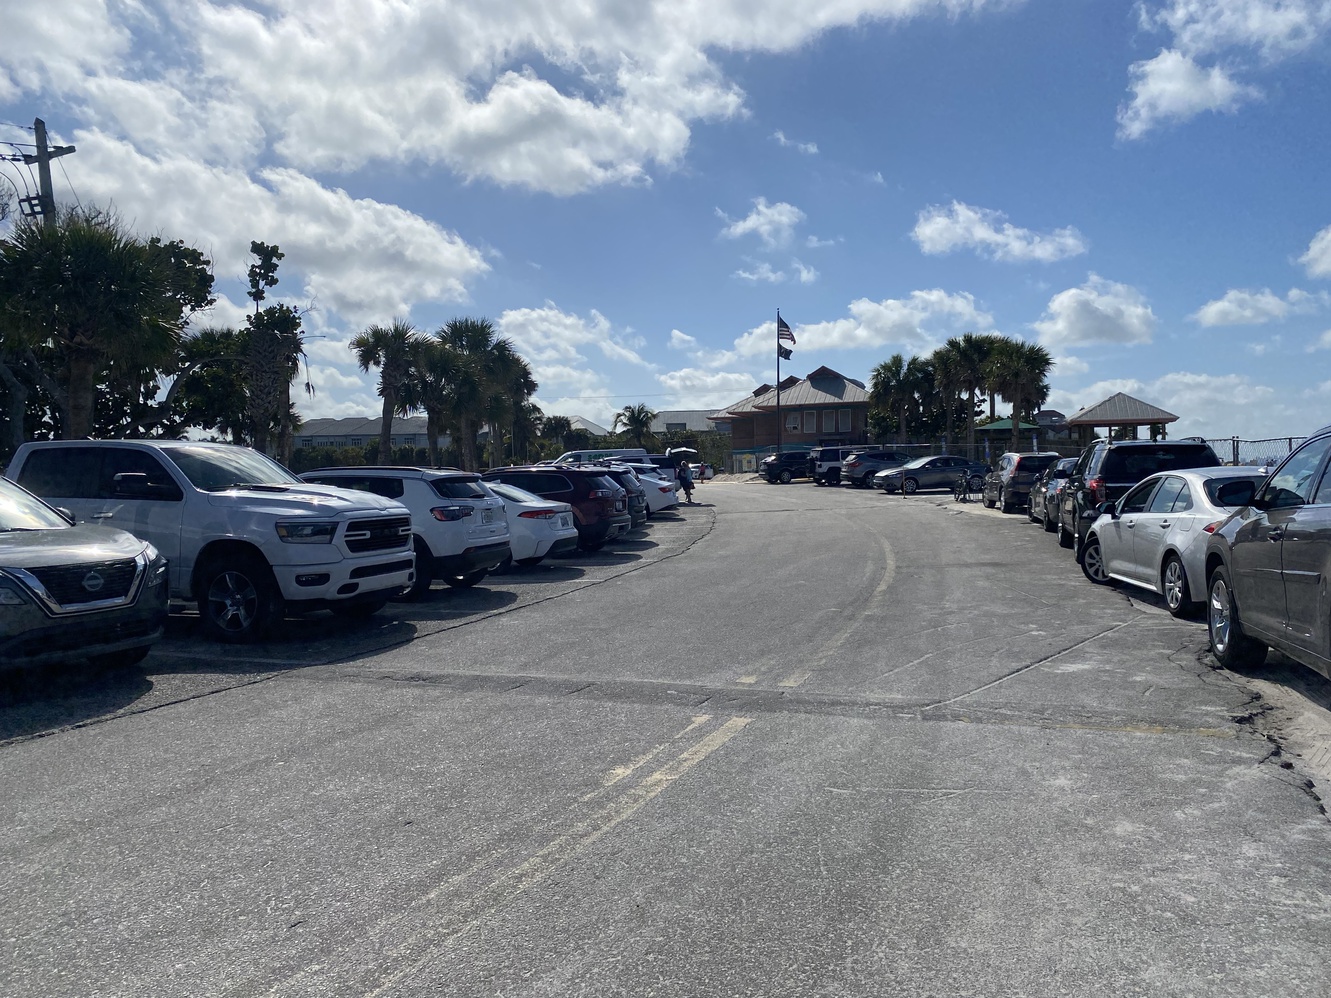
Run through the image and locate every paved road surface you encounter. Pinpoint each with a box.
[4,482,1330,997]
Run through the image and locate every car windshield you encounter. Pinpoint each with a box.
[0,478,70,530]
[487,481,547,505]
[1017,455,1058,474]
[162,445,302,491]
[1102,446,1219,479]
[901,457,934,470]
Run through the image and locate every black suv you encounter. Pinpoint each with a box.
[760,451,811,484]
[483,466,632,551]
[1059,439,1220,558]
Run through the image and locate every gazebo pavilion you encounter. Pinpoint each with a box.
[1066,392,1178,445]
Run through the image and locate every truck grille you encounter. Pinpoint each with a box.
[27,559,139,607]
[344,516,412,553]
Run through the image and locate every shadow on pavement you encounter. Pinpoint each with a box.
[0,662,154,741]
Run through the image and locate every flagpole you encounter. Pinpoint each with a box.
[775,308,782,455]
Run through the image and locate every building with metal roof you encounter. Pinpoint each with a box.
[711,366,870,464]
[1067,392,1178,442]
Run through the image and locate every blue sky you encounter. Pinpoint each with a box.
[3,0,1330,440]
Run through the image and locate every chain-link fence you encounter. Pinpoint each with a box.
[1198,436,1307,467]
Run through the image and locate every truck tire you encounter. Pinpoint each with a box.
[197,552,284,643]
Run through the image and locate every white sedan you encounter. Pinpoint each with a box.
[1079,466,1267,616]
[622,463,680,513]
[484,481,580,566]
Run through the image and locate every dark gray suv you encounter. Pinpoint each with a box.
[1204,426,1331,677]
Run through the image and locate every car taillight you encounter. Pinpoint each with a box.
[1203,520,1223,533]
[518,509,555,519]
[846,459,860,468]
[1087,477,1106,504]
[430,505,472,521]
[658,485,672,493]
[588,489,613,499]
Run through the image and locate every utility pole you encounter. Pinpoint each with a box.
[22,117,75,225]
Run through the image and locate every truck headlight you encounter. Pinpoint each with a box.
[145,549,169,587]
[275,521,338,543]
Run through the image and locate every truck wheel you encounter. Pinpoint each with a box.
[198,552,283,643]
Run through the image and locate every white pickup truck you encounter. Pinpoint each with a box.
[6,440,415,642]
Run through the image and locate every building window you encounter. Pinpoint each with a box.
[839,408,852,432]
[300,439,311,447]
[786,412,801,431]
[822,410,835,433]
[666,422,686,432]
[350,438,362,447]
[390,438,398,447]
[804,410,815,433]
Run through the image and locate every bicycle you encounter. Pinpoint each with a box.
[953,471,978,503]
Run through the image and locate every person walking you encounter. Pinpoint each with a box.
[678,461,694,504]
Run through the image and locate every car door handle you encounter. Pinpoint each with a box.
[91,512,114,519]
[1159,520,1171,528]
[1267,526,1284,541]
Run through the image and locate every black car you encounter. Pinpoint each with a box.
[590,464,649,527]
[1204,425,1331,676]
[760,450,811,484]
[483,466,632,551]
[982,452,1061,513]
[1028,457,1078,531]
[1059,439,1220,559]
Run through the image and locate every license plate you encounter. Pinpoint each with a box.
[559,514,571,528]
[481,509,493,523]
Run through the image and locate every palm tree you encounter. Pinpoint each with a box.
[351,318,420,461]
[0,209,185,438]
[398,338,458,466]
[930,345,959,453]
[613,403,658,449]
[944,332,994,460]
[541,415,574,453]
[481,340,537,468]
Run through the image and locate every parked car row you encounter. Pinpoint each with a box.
[756,431,1331,684]
[1,441,682,666]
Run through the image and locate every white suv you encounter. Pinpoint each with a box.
[300,467,510,599]
[7,441,415,642]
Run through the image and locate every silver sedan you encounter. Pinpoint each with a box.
[1078,466,1267,617]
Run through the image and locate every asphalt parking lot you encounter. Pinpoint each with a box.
[4,480,1331,997]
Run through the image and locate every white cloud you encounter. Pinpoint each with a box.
[498,305,653,385]
[792,259,819,284]
[1190,287,1325,325]
[1116,49,1259,139]
[717,197,806,249]
[1048,370,1301,440]
[868,171,886,185]
[1119,3,1331,138]
[772,130,818,154]
[806,235,838,248]
[1300,224,1331,277]
[0,0,130,100]
[1032,274,1156,349]
[1052,354,1090,377]
[912,200,1088,263]
[733,289,993,357]
[669,329,698,350]
[70,131,489,327]
[1307,330,1331,352]
[657,368,759,407]
[734,261,786,283]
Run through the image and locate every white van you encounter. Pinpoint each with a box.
[554,447,647,464]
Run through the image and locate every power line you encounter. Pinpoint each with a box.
[56,155,81,211]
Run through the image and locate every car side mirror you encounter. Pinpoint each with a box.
[55,507,76,524]
[1096,500,1117,517]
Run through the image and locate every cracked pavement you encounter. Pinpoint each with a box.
[3,481,1331,997]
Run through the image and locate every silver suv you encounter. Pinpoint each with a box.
[301,467,510,599]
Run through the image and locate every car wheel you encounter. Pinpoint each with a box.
[968,475,984,493]
[399,537,435,600]
[516,556,545,567]
[1043,508,1057,533]
[92,646,151,671]
[1028,501,1041,524]
[343,598,389,618]
[999,488,1014,514]
[198,552,283,643]
[1057,517,1073,548]
[902,478,918,494]
[779,469,793,484]
[982,489,996,509]
[1162,555,1196,618]
[1080,536,1111,585]
[1208,565,1267,669]
[444,569,488,589]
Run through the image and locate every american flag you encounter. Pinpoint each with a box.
[777,315,796,344]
